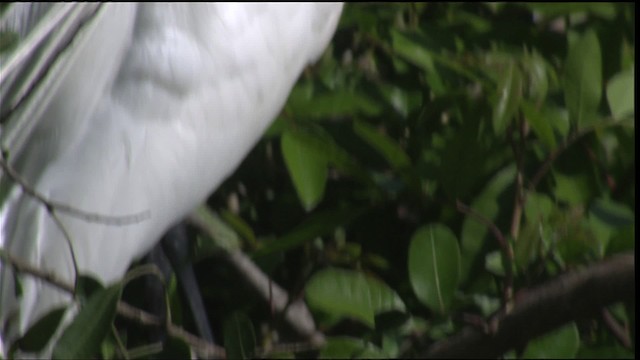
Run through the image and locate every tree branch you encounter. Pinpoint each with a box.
[413,253,634,359]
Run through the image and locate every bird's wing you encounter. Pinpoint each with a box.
[1,3,137,178]
[0,3,343,353]
[0,3,138,347]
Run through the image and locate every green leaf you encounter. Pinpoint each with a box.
[606,68,635,120]
[524,192,555,224]
[13,308,66,353]
[390,30,446,95]
[589,198,634,227]
[281,129,328,211]
[522,101,557,150]
[306,268,405,328]
[220,209,257,247]
[522,322,580,358]
[353,120,411,170]
[408,224,461,314]
[281,125,371,189]
[460,165,516,281]
[252,206,363,258]
[523,50,550,105]
[553,172,591,205]
[516,192,556,269]
[564,30,603,127]
[319,337,388,359]
[52,283,122,359]
[492,60,523,135]
[223,312,256,360]
[484,250,506,277]
[288,87,382,118]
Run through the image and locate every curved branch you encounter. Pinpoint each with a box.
[417,253,635,358]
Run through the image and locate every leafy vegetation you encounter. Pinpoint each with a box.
[2,3,634,359]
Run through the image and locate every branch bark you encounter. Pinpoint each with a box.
[415,253,635,359]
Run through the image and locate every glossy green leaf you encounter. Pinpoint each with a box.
[606,68,635,120]
[281,129,328,211]
[306,268,405,328]
[492,60,523,135]
[281,125,370,187]
[353,120,411,170]
[52,283,122,359]
[522,322,580,358]
[13,307,66,353]
[408,224,461,314]
[223,312,256,360]
[319,337,387,359]
[564,30,602,127]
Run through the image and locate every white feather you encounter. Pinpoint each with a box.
[0,2,343,351]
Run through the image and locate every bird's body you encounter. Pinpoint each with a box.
[0,3,342,350]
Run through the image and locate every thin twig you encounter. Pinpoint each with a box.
[508,118,527,242]
[455,199,514,305]
[0,251,226,359]
[527,117,632,195]
[0,249,75,294]
[601,308,632,349]
[0,155,150,225]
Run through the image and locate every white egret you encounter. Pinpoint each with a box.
[0,3,343,353]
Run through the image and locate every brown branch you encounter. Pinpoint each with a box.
[188,212,325,346]
[412,252,635,359]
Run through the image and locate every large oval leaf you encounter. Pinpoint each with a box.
[564,30,602,127]
[52,282,122,359]
[408,224,461,314]
[606,68,634,120]
[492,59,523,135]
[306,268,405,328]
[281,129,328,211]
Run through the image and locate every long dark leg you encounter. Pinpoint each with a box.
[160,224,215,344]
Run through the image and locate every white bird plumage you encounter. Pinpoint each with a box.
[0,2,343,352]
